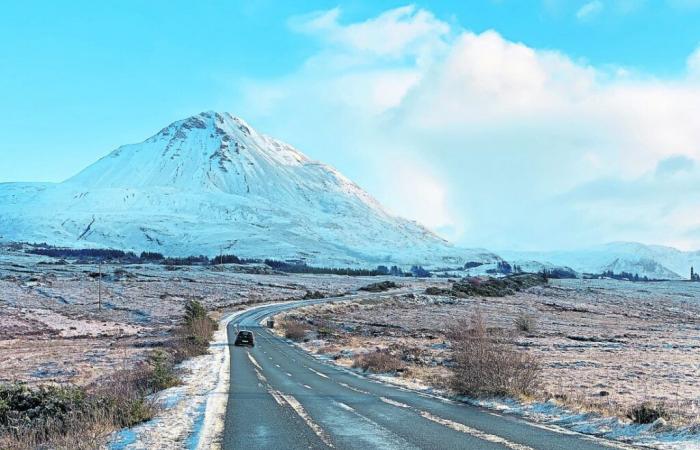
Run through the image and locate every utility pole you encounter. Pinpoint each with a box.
[98,260,102,311]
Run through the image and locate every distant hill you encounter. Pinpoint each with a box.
[499,242,700,280]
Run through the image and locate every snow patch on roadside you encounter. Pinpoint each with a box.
[109,310,238,450]
[467,397,700,450]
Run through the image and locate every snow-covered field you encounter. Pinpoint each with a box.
[277,278,700,448]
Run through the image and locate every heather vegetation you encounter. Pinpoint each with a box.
[0,373,157,449]
[358,280,399,292]
[0,299,217,449]
[426,273,547,298]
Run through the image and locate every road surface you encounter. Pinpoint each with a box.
[222,294,632,450]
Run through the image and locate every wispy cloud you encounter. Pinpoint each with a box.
[576,0,604,21]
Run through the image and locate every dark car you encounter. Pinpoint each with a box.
[234,330,255,347]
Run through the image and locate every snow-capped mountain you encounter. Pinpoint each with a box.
[500,241,700,280]
[0,111,498,268]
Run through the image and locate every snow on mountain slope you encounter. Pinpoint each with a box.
[499,241,700,280]
[0,112,498,268]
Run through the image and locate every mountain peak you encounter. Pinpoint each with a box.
[153,111,255,143]
[1,112,490,267]
[68,111,313,194]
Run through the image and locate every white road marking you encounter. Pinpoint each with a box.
[247,353,262,370]
[380,397,411,408]
[280,394,334,448]
[267,388,286,407]
[330,399,420,449]
[335,401,355,412]
[254,368,267,383]
[308,367,329,379]
[339,382,369,395]
[419,411,535,450]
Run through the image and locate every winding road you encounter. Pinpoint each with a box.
[222,294,632,450]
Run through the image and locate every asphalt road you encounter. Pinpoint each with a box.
[222,294,634,450]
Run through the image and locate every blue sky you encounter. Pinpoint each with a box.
[2,1,700,250]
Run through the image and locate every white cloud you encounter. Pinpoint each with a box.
[236,6,700,250]
[688,45,700,78]
[289,5,449,61]
[576,0,604,20]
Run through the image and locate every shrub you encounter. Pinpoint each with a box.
[448,312,541,397]
[514,313,537,333]
[171,301,218,362]
[283,319,308,341]
[148,350,179,391]
[627,402,668,424]
[352,351,404,373]
[449,274,547,298]
[359,281,399,292]
[0,373,157,450]
[184,299,208,326]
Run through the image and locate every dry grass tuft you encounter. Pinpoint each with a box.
[282,319,308,341]
[448,311,541,397]
[627,401,668,424]
[513,313,537,333]
[352,351,404,373]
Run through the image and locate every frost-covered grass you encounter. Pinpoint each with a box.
[285,280,700,448]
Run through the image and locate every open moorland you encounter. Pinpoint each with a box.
[275,277,700,428]
[3,245,700,448]
[0,248,393,387]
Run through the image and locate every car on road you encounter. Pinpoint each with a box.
[234,330,255,347]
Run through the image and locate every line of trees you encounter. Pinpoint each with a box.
[263,259,391,276]
[590,270,651,282]
[24,245,435,276]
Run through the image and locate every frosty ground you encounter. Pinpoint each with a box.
[274,278,700,447]
[2,246,700,448]
[0,249,381,387]
[0,247,432,447]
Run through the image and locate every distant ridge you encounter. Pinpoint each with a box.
[499,241,700,280]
